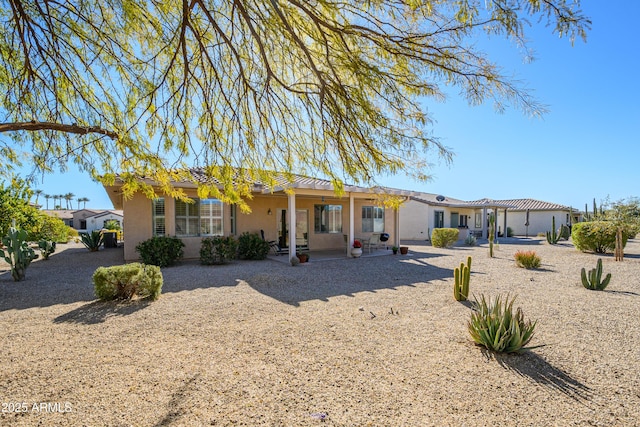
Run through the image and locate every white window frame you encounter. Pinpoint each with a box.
[152,198,165,236]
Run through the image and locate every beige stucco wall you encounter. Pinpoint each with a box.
[400,200,481,241]
[499,210,570,237]
[122,190,397,261]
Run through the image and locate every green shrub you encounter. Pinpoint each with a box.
[468,294,536,353]
[571,221,629,254]
[431,228,459,248]
[29,213,69,243]
[237,232,270,260]
[135,236,184,267]
[81,230,104,251]
[200,236,238,265]
[93,263,163,301]
[514,250,541,269]
[67,226,79,240]
[507,227,514,237]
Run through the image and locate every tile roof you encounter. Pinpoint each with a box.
[491,198,573,211]
[187,168,413,195]
[410,195,572,210]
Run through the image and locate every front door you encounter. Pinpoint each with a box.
[277,209,309,249]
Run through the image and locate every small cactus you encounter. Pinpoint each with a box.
[581,258,611,290]
[546,216,560,244]
[38,240,56,260]
[453,256,472,301]
[488,214,495,258]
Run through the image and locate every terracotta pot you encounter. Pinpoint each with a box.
[399,246,409,255]
[298,254,308,263]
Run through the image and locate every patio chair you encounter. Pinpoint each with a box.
[261,229,282,255]
[364,233,388,253]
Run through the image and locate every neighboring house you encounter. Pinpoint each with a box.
[41,210,74,227]
[491,199,580,237]
[400,194,514,240]
[42,209,124,232]
[401,194,578,240]
[84,210,124,233]
[72,209,102,231]
[103,169,412,261]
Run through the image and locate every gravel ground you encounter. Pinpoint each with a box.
[1,238,639,426]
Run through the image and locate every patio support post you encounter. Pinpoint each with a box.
[503,209,508,238]
[394,207,400,248]
[288,192,296,258]
[349,192,355,257]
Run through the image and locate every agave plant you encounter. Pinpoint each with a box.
[81,230,104,252]
[468,294,537,353]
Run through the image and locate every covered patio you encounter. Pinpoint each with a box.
[267,245,396,263]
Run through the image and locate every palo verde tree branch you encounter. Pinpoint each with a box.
[0,121,118,139]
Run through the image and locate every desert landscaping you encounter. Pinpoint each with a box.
[1,238,639,426]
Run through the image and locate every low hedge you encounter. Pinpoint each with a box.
[431,228,459,248]
[93,263,163,301]
[237,232,270,260]
[135,236,184,267]
[200,236,238,265]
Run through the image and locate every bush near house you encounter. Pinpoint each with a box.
[135,236,184,267]
[572,221,630,254]
[431,228,459,248]
[237,232,270,260]
[200,236,238,265]
[28,212,69,243]
[93,263,163,301]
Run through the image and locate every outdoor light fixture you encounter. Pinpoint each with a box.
[268,208,272,215]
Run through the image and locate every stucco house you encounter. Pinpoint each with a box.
[103,169,412,262]
[400,194,514,240]
[84,210,124,233]
[400,193,578,240]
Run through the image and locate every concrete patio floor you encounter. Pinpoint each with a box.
[267,246,396,263]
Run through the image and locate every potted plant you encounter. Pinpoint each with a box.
[297,252,309,263]
[351,240,363,258]
[392,246,399,254]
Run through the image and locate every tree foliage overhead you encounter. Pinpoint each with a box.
[0,0,590,209]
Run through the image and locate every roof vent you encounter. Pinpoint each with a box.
[436,195,445,202]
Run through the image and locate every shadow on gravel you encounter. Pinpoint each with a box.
[244,254,453,307]
[0,245,124,312]
[53,299,153,325]
[491,350,592,402]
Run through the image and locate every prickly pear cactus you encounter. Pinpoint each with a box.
[1,227,38,281]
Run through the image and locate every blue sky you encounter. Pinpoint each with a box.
[24,1,639,211]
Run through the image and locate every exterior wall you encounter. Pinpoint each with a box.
[501,210,571,237]
[122,190,397,261]
[400,200,430,240]
[123,193,153,261]
[400,201,480,240]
